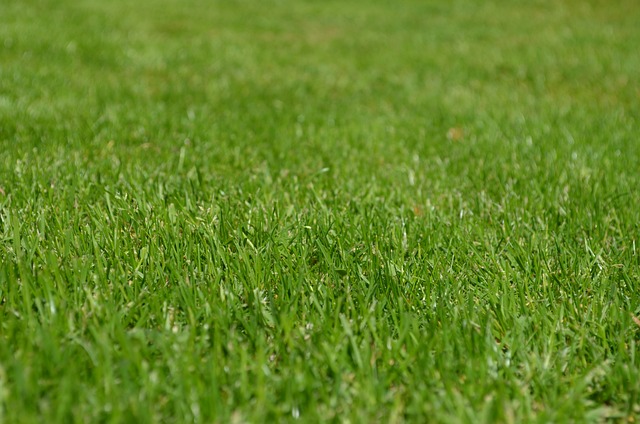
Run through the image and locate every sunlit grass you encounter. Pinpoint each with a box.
[1,0,640,422]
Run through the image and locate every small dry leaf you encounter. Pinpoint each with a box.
[632,315,640,328]
[447,127,464,141]
[0,187,5,195]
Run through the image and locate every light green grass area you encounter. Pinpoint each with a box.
[1,0,640,422]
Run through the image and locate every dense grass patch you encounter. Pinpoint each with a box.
[1,0,640,421]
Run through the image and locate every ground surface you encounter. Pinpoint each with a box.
[1,0,640,422]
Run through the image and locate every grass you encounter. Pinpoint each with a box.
[1,0,640,421]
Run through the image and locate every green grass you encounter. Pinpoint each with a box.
[1,0,640,422]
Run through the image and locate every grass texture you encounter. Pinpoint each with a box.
[1,0,640,422]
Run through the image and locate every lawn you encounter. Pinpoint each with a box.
[1,0,640,422]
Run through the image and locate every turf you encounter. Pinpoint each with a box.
[1,0,640,422]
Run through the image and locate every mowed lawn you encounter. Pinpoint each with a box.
[1,0,640,421]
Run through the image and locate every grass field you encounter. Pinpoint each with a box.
[1,0,640,422]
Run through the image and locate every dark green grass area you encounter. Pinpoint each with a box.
[1,0,640,422]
